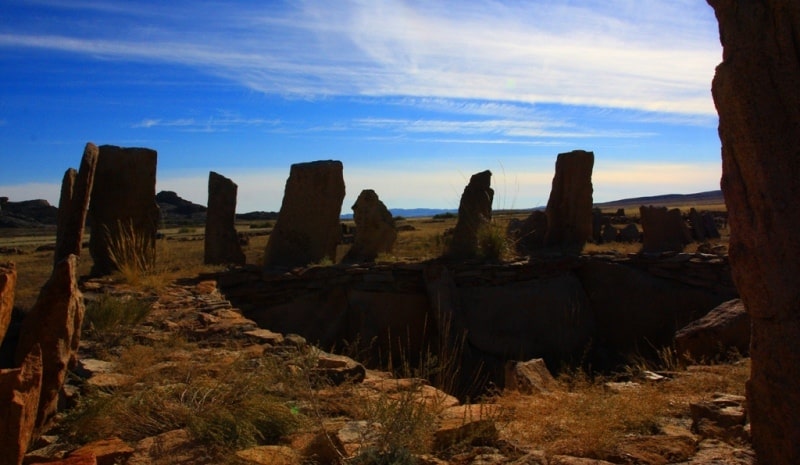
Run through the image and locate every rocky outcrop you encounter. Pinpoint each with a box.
[88,146,159,276]
[1,262,15,348]
[0,344,42,465]
[640,206,691,253]
[675,299,749,362]
[504,358,558,394]
[54,143,98,265]
[507,210,547,254]
[263,160,345,268]
[0,199,58,228]
[15,255,84,430]
[204,172,245,266]
[447,170,493,259]
[544,150,594,254]
[709,2,800,462]
[343,189,396,263]
[156,191,207,219]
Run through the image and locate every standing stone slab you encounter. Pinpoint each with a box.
[1,262,16,348]
[709,1,800,462]
[0,344,42,465]
[88,146,159,276]
[54,143,98,265]
[263,160,345,268]
[544,150,594,254]
[448,170,493,259]
[640,206,692,253]
[15,255,84,430]
[204,172,245,265]
[343,189,396,263]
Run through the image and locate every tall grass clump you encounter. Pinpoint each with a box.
[83,293,153,344]
[477,222,511,262]
[105,220,156,282]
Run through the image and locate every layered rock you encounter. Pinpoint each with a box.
[1,262,15,348]
[88,146,159,276]
[708,2,800,461]
[54,143,98,265]
[15,255,84,429]
[675,299,749,361]
[544,150,594,254]
[204,171,245,266]
[447,170,493,259]
[639,206,691,253]
[0,344,42,465]
[263,160,345,268]
[343,189,396,263]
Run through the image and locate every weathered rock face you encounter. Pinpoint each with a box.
[675,299,749,361]
[263,160,345,268]
[544,150,594,254]
[15,255,84,430]
[54,143,98,265]
[447,170,493,259]
[0,344,42,465]
[639,206,691,253]
[204,171,245,266]
[88,146,159,276]
[507,210,547,254]
[708,1,800,462]
[1,262,16,348]
[343,189,396,263]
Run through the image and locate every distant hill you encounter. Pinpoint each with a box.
[594,190,724,210]
[0,197,58,228]
[341,208,458,220]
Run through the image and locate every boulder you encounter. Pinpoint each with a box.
[600,223,617,243]
[507,210,547,254]
[204,171,245,265]
[639,206,691,253]
[15,255,84,429]
[88,145,159,276]
[0,344,42,465]
[54,143,98,265]
[433,404,499,452]
[709,1,800,462]
[618,223,640,243]
[69,437,134,465]
[448,170,494,259]
[544,150,594,254]
[343,189,397,263]
[1,262,16,348]
[235,445,302,465]
[675,299,750,361]
[690,393,749,443]
[504,358,558,394]
[688,208,707,241]
[263,160,345,268]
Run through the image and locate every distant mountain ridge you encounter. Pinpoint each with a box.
[593,190,723,209]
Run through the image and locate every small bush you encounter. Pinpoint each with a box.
[84,293,152,344]
[477,222,510,262]
[432,212,457,220]
[177,227,196,234]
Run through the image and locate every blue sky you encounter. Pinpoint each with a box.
[0,0,722,213]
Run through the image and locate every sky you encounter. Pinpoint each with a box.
[0,0,724,213]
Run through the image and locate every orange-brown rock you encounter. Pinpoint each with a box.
[88,145,159,276]
[204,171,245,266]
[708,1,800,463]
[544,150,594,254]
[28,455,97,465]
[15,255,84,430]
[1,262,16,348]
[68,437,134,465]
[263,160,345,268]
[343,189,396,263]
[448,170,493,259]
[640,206,691,253]
[54,143,98,265]
[0,344,42,465]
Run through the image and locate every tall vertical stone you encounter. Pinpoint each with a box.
[708,1,800,463]
[263,160,345,268]
[0,344,42,465]
[15,255,84,430]
[640,206,692,253]
[204,171,245,266]
[88,145,159,276]
[544,150,594,254]
[447,170,493,259]
[343,189,397,263]
[0,262,16,349]
[54,143,98,265]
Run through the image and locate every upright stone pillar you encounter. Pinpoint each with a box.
[88,145,159,276]
[343,189,396,263]
[263,160,345,268]
[708,1,800,463]
[54,143,98,265]
[640,206,692,253]
[544,150,594,254]
[204,172,245,265]
[0,263,16,349]
[447,170,493,259]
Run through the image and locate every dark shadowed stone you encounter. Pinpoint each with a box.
[675,299,750,362]
[508,210,547,254]
[600,223,617,243]
[1,262,15,348]
[504,358,558,394]
[263,160,345,268]
[0,344,42,465]
[709,2,800,461]
[88,146,159,276]
[618,223,640,243]
[448,170,494,259]
[544,150,594,254]
[343,189,396,263]
[204,171,245,266]
[15,255,84,430]
[639,206,692,253]
[688,208,707,241]
[54,143,98,265]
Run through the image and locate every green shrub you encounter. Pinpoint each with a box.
[84,293,153,343]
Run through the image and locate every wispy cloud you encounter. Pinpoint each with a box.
[0,0,721,117]
[131,115,280,132]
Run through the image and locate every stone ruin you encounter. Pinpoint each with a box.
[709,0,800,462]
[342,189,397,263]
[263,160,346,268]
[88,145,160,276]
[544,150,594,253]
[54,143,97,265]
[204,171,245,266]
[640,206,692,253]
[447,170,494,259]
